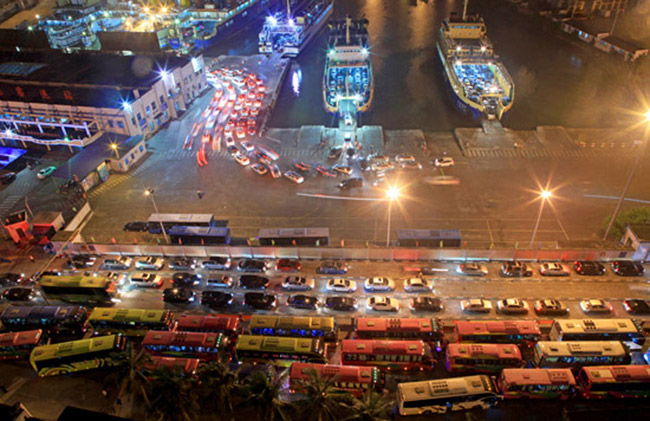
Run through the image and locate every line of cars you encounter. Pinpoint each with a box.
[458,297,650,316]
[456,260,644,277]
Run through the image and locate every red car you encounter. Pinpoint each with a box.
[276,259,301,272]
[316,165,336,177]
[294,161,312,172]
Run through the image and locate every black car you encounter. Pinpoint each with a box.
[123,221,150,232]
[574,261,606,276]
[237,259,267,272]
[163,288,196,304]
[623,299,650,315]
[410,297,444,312]
[0,172,16,185]
[611,261,645,276]
[239,275,270,289]
[317,261,348,275]
[325,296,357,312]
[67,254,96,269]
[3,287,36,302]
[338,178,363,190]
[244,292,276,310]
[201,256,232,270]
[201,290,233,308]
[171,272,202,288]
[287,295,320,310]
[169,257,196,271]
[534,299,569,316]
[0,272,23,287]
[500,261,533,277]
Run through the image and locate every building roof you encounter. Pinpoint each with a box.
[52,133,133,179]
[565,18,611,36]
[602,36,648,53]
[627,224,650,242]
[31,211,63,225]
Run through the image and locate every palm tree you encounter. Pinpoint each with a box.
[148,367,200,421]
[342,389,394,421]
[196,360,241,419]
[242,367,293,421]
[105,344,152,417]
[293,368,353,421]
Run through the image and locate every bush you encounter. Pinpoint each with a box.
[603,206,650,240]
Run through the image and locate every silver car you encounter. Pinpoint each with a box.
[282,276,315,291]
[403,277,432,292]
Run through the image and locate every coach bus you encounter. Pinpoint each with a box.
[355,317,443,344]
[498,368,576,399]
[175,315,241,337]
[341,339,434,371]
[142,331,229,361]
[88,308,175,337]
[29,334,127,377]
[454,320,542,345]
[445,343,524,373]
[39,275,120,304]
[0,330,46,360]
[168,226,231,245]
[397,375,500,416]
[234,335,326,366]
[147,213,217,234]
[549,319,646,346]
[577,365,650,399]
[289,363,385,397]
[533,341,630,370]
[248,315,337,342]
[396,229,462,248]
[257,228,329,246]
[145,356,200,376]
[0,306,88,337]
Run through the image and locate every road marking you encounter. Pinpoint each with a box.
[296,192,384,201]
[584,194,650,204]
[555,214,571,241]
[485,219,494,244]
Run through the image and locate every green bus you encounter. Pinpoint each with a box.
[89,308,175,337]
[235,334,327,367]
[29,334,127,377]
[39,275,120,304]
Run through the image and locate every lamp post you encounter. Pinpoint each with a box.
[110,143,119,159]
[530,189,552,248]
[385,186,400,247]
[144,189,169,244]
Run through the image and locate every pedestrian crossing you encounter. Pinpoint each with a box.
[162,147,324,160]
[465,147,636,159]
[0,195,23,218]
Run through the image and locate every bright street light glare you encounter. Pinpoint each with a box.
[386,186,400,200]
[540,189,552,200]
[644,110,650,121]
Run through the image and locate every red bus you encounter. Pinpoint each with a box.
[355,317,443,347]
[146,356,200,376]
[0,330,45,360]
[445,343,524,373]
[289,363,385,397]
[341,339,434,371]
[175,315,241,337]
[142,331,230,361]
[577,365,650,399]
[498,368,576,399]
[454,320,542,345]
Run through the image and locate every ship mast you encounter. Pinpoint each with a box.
[462,0,468,21]
[286,0,291,20]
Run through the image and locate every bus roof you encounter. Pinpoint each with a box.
[1,305,86,322]
[356,317,438,333]
[39,275,111,288]
[446,343,521,359]
[143,331,225,348]
[147,213,214,224]
[290,363,377,383]
[580,365,650,383]
[89,308,170,323]
[167,226,229,236]
[455,320,541,336]
[235,335,316,353]
[553,319,640,334]
[249,315,335,331]
[398,375,493,399]
[30,335,118,362]
[257,227,330,238]
[500,368,576,386]
[341,339,425,355]
[536,341,626,357]
[0,330,42,347]
[176,315,240,332]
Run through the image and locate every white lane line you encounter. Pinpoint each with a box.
[584,194,650,204]
[485,219,494,244]
[296,192,384,201]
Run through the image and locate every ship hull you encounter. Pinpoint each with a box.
[282,1,333,57]
[436,41,484,120]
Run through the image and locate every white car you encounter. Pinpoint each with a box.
[497,298,529,315]
[539,262,570,276]
[366,296,399,312]
[282,276,315,291]
[235,126,246,139]
[326,278,357,293]
[364,277,395,292]
[225,136,235,147]
[37,166,56,180]
[457,263,488,276]
[235,153,250,166]
[284,171,304,184]
[580,299,613,314]
[434,157,455,167]
[395,154,416,163]
[251,163,267,175]
[269,164,282,179]
[130,272,163,288]
[370,161,394,172]
[403,277,432,292]
[461,298,492,313]
[240,141,255,152]
[135,256,164,271]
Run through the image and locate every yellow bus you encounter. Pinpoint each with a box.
[39,275,120,304]
[88,308,175,337]
[248,315,337,341]
[235,334,326,367]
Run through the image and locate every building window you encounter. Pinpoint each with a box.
[159,95,164,104]
[151,102,156,110]
[125,158,129,165]
[131,117,136,126]
[168,89,172,97]
[117,121,124,129]
[108,120,114,128]
[146,106,151,114]
[131,153,135,160]
[139,145,144,152]
[137,113,142,121]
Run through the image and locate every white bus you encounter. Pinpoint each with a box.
[534,341,630,370]
[397,375,500,416]
[147,213,216,234]
[549,319,646,347]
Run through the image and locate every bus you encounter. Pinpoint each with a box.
[355,317,443,346]
[341,339,434,371]
[258,228,330,246]
[175,315,241,337]
[577,365,650,399]
[289,363,385,397]
[39,275,120,304]
[235,335,326,366]
[445,343,524,373]
[88,308,175,337]
[168,226,231,245]
[249,315,337,342]
[0,306,88,338]
[142,331,229,361]
[0,330,46,360]
[29,334,127,377]
[147,213,216,234]
[145,356,200,376]
[498,368,576,399]
[533,341,630,370]
[397,229,462,248]
[397,375,500,416]
[454,320,542,345]
[549,319,646,346]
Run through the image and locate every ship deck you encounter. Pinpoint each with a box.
[325,63,371,102]
[453,62,506,104]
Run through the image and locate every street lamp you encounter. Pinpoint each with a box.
[529,189,552,248]
[144,189,169,244]
[385,186,400,247]
[110,143,119,159]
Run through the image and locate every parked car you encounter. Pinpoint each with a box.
[238,259,268,272]
[169,258,196,271]
[338,178,363,190]
[317,261,348,275]
[135,256,165,271]
[395,154,416,163]
[0,172,16,185]
[461,299,492,313]
[171,272,202,288]
[457,263,488,276]
[163,288,196,304]
[403,277,432,292]
[0,273,24,287]
[400,161,422,170]
[366,296,399,312]
[68,255,96,269]
[573,261,606,276]
[102,256,132,270]
[497,298,529,315]
[611,261,645,277]
[325,296,357,312]
[123,221,149,232]
[130,272,163,288]
[201,290,234,308]
[276,259,301,272]
[623,299,650,315]
[239,275,270,289]
[539,262,570,276]
[284,171,304,184]
[364,277,395,292]
[282,276,314,291]
[580,299,613,314]
[410,297,444,312]
[37,166,56,179]
[244,292,276,310]
[500,261,532,277]
[201,257,231,270]
[287,295,320,310]
[433,157,454,167]
[326,278,357,293]
[534,299,569,316]
[2,287,36,302]
[206,275,234,288]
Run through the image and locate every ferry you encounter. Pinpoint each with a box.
[322,17,374,115]
[259,0,334,57]
[436,8,514,120]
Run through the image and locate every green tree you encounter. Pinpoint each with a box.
[293,368,353,421]
[148,367,199,421]
[105,345,152,417]
[342,389,394,421]
[242,367,293,421]
[603,206,650,240]
[196,360,241,419]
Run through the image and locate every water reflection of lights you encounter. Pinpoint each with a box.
[291,68,302,97]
